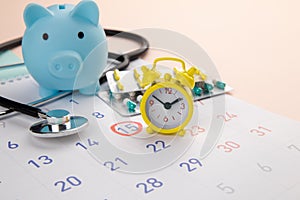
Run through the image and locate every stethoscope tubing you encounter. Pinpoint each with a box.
[0,28,149,118]
[0,96,45,118]
[0,91,72,119]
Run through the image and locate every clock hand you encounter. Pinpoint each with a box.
[170,97,183,105]
[152,95,165,106]
[152,95,173,110]
[152,95,181,110]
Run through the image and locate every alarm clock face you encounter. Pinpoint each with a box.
[144,83,192,131]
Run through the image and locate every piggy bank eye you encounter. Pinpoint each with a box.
[42,33,49,40]
[78,31,84,39]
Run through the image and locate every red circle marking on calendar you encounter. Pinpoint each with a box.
[110,121,143,136]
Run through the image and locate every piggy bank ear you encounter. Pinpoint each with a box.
[23,3,53,28]
[70,1,99,26]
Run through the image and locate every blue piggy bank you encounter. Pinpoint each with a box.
[22,0,108,96]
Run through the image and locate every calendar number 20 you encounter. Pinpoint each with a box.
[54,176,82,192]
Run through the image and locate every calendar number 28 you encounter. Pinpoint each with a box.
[136,178,163,194]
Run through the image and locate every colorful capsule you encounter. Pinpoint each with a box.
[123,98,137,112]
[193,86,202,96]
[203,83,214,94]
[137,95,143,103]
[213,80,226,90]
[117,81,124,91]
[113,69,120,81]
[113,93,122,101]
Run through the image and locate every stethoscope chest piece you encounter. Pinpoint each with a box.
[30,109,88,138]
[0,96,89,138]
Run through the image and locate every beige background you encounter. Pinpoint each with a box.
[0,0,299,121]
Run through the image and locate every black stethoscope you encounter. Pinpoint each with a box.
[0,28,149,137]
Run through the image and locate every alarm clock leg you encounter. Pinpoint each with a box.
[146,126,154,134]
[178,129,186,136]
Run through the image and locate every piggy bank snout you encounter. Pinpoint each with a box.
[49,51,83,79]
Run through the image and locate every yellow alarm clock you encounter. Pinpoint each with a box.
[140,57,199,136]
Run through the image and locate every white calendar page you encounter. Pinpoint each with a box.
[0,56,299,199]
